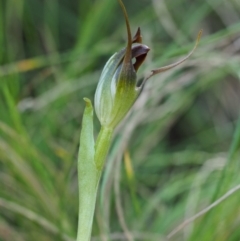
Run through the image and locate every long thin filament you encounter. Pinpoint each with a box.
[144,30,202,82]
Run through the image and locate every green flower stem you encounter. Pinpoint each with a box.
[77,99,113,241]
[95,126,113,173]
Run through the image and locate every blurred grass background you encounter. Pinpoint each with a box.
[0,0,240,240]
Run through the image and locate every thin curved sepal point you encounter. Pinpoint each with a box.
[117,0,132,64]
[144,30,203,82]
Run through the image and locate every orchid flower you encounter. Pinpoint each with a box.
[94,0,202,129]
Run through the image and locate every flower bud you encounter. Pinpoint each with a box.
[94,40,150,128]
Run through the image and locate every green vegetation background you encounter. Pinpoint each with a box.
[0,0,240,240]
